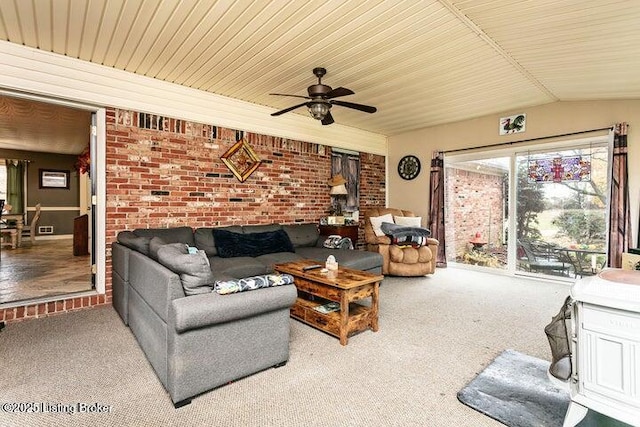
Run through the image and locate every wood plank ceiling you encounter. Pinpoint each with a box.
[0,0,639,140]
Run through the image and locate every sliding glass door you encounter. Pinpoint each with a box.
[515,145,608,279]
[444,137,609,280]
[444,157,510,271]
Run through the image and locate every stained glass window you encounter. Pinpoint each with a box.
[528,155,591,183]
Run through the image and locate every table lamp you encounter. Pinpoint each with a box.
[328,174,348,216]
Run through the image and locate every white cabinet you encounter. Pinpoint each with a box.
[565,269,640,427]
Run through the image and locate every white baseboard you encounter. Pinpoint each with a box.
[35,234,73,241]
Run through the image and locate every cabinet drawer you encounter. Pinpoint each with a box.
[294,278,341,300]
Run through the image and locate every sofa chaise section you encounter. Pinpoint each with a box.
[126,248,297,407]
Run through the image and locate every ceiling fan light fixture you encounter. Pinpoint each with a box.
[308,102,329,120]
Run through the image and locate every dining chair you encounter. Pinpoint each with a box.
[517,240,571,277]
[21,203,41,244]
[0,200,18,250]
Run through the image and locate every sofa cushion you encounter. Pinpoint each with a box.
[148,237,167,261]
[156,243,214,296]
[295,247,383,272]
[209,256,268,278]
[255,252,303,273]
[133,226,195,246]
[213,229,295,258]
[369,213,394,237]
[283,223,319,247]
[214,273,295,295]
[194,226,243,256]
[117,231,151,256]
[242,224,283,234]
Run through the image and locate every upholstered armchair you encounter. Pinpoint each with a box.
[363,207,439,276]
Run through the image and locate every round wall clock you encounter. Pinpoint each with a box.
[398,155,421,180]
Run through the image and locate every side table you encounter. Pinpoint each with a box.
[318,224,359,247]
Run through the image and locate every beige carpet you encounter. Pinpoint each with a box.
[0,267,571,427]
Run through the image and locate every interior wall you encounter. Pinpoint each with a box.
[103,107,387,300]
[387,100,640,247]
[0,149,80,235]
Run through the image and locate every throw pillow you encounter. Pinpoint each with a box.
[117,231,151,256]
[156,243,214,296]
[148,236,167,261]
[214,273,295,295]
[369,213,394,237]
[213,229,295,258]
[394,216,422,227]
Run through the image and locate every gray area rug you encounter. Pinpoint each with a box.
[457,349,630,427]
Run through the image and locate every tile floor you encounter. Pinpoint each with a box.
[0,238,92,304]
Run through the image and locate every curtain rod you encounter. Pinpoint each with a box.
[443,126,613,154]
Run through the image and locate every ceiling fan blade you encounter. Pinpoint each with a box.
[325,87,354,99]
[271,102,309,116]
[330,100,377,113]
[269,93,310,100]
[321,111,334,125]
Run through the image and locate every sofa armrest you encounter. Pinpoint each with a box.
[170,284,297,333]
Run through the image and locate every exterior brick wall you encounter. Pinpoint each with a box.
[445,167,505,260]
[1,108,386,323]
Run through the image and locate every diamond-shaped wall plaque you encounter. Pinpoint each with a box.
[220,139,262,182]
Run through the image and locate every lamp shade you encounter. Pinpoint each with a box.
[327,174,346,186]
[330,183,348,195]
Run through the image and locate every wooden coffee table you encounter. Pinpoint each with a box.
[274,259,383,345]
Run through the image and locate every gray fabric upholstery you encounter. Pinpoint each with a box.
[296,247,383,273]
[148,237,167,261]
[242,224,282,233]
[167,308,292,404]
[117,231,151,256]
[133,226,195,246]
[129,251,185,323]
[194,226,243,256]
[170,285,297,333]
[255,252,303,272]
[156,243,214,295]
[209,256,268,278]
[128,285,169,389]
[283,223,319,247]
[112,241,131,279]
[111,242,131,324]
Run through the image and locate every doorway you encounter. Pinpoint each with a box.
[0,94,96,304]
[444,136,610,280]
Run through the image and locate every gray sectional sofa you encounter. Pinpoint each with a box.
[111,223,382,407]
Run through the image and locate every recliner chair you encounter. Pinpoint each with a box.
[363,207,439,276]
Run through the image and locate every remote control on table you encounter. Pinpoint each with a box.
[302,264,322,271]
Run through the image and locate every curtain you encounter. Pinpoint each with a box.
[429,151,447,267]
[6,160,25,214]
[608,123,631,268]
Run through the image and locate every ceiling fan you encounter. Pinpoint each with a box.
[270,67,377,125]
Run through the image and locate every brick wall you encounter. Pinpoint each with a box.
[1,108,386,323]
[445,168,505,260]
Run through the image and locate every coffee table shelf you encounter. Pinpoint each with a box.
[274,259,383,345]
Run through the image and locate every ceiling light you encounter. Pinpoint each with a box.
[308,102,329,120]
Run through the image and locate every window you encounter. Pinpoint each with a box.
[0,161,7,201]
[331,150,360,213]
[444,137,609,280]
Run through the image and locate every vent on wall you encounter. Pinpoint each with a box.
[38,226,53,234]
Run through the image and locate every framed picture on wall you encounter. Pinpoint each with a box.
[39,169,70,189]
